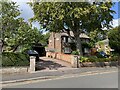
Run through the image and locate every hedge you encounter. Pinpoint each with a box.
[79,56,120,63]
[2,52,29,67]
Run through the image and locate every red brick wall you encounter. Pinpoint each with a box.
[46,52,73,63]
[48,32,62,53]
[55,33,62,52]
[48,32,55,50]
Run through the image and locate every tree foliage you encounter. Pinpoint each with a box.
[108,26,120,54]
[29,1,115,55]
[40,32,50,46]
[89,29,107,47]
[1,1,42,52]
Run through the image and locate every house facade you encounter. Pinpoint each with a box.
[47,31,90,55]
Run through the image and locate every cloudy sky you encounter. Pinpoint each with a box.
[12,0,120,29]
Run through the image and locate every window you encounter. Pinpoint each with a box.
[68,38,72,43]
[64,47,71,54]
[62,36,68,43]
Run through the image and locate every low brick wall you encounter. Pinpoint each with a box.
[46,52,73,63]
[46,52,56,58]
[46,52,79,68]
[56,53,72,63]
[46,52,119,68]
[1,67,29,74]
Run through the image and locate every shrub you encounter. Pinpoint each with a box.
[87,56,98,62]
[2,52,29,67]
[79,55,119,63]
[80,56,89,63]
[96,58,109,62]
[109,56,119,61]
[71,51,79,55]
[80,56,110,62]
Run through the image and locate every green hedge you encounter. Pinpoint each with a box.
[2,52,29,67]
[79,56,119,63]
[109,56,120,61]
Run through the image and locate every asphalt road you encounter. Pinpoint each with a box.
[4,71,118,88]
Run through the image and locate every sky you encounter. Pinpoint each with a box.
[110,1,120,27]
[12,0,120,29]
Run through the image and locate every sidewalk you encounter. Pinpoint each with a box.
[2,67,118,83]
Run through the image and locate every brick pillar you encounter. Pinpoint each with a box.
[29,56,36,73]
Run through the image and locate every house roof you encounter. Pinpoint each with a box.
[79,33,90,39]
[61,31,90,39]
[95,39,109,45]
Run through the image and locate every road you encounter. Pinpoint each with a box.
[3,71,118,88]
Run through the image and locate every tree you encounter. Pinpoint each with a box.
[41,32,50,46]
[108,26,120,54]
[89,29,107,47]
[29,1,115,55]
[0,1,42,52]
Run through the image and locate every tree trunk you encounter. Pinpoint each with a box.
[75,34,83,56]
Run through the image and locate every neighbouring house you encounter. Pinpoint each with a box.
[95,39,113,55]
[47,31,90,55]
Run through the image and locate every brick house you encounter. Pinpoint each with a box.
[47,31,90,55]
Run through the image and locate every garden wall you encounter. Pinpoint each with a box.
[46,52,73,63]
[46,52,79,68]
[46,52,119,68]
[1,67,29,74]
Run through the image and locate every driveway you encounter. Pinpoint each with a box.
[35,57,72,71]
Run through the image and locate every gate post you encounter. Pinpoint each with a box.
[29,56,36,73]
[71,55,79,68]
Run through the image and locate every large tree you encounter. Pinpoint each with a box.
[108,26,120,54]
[29,1,115,55]
[0,1,43,52]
